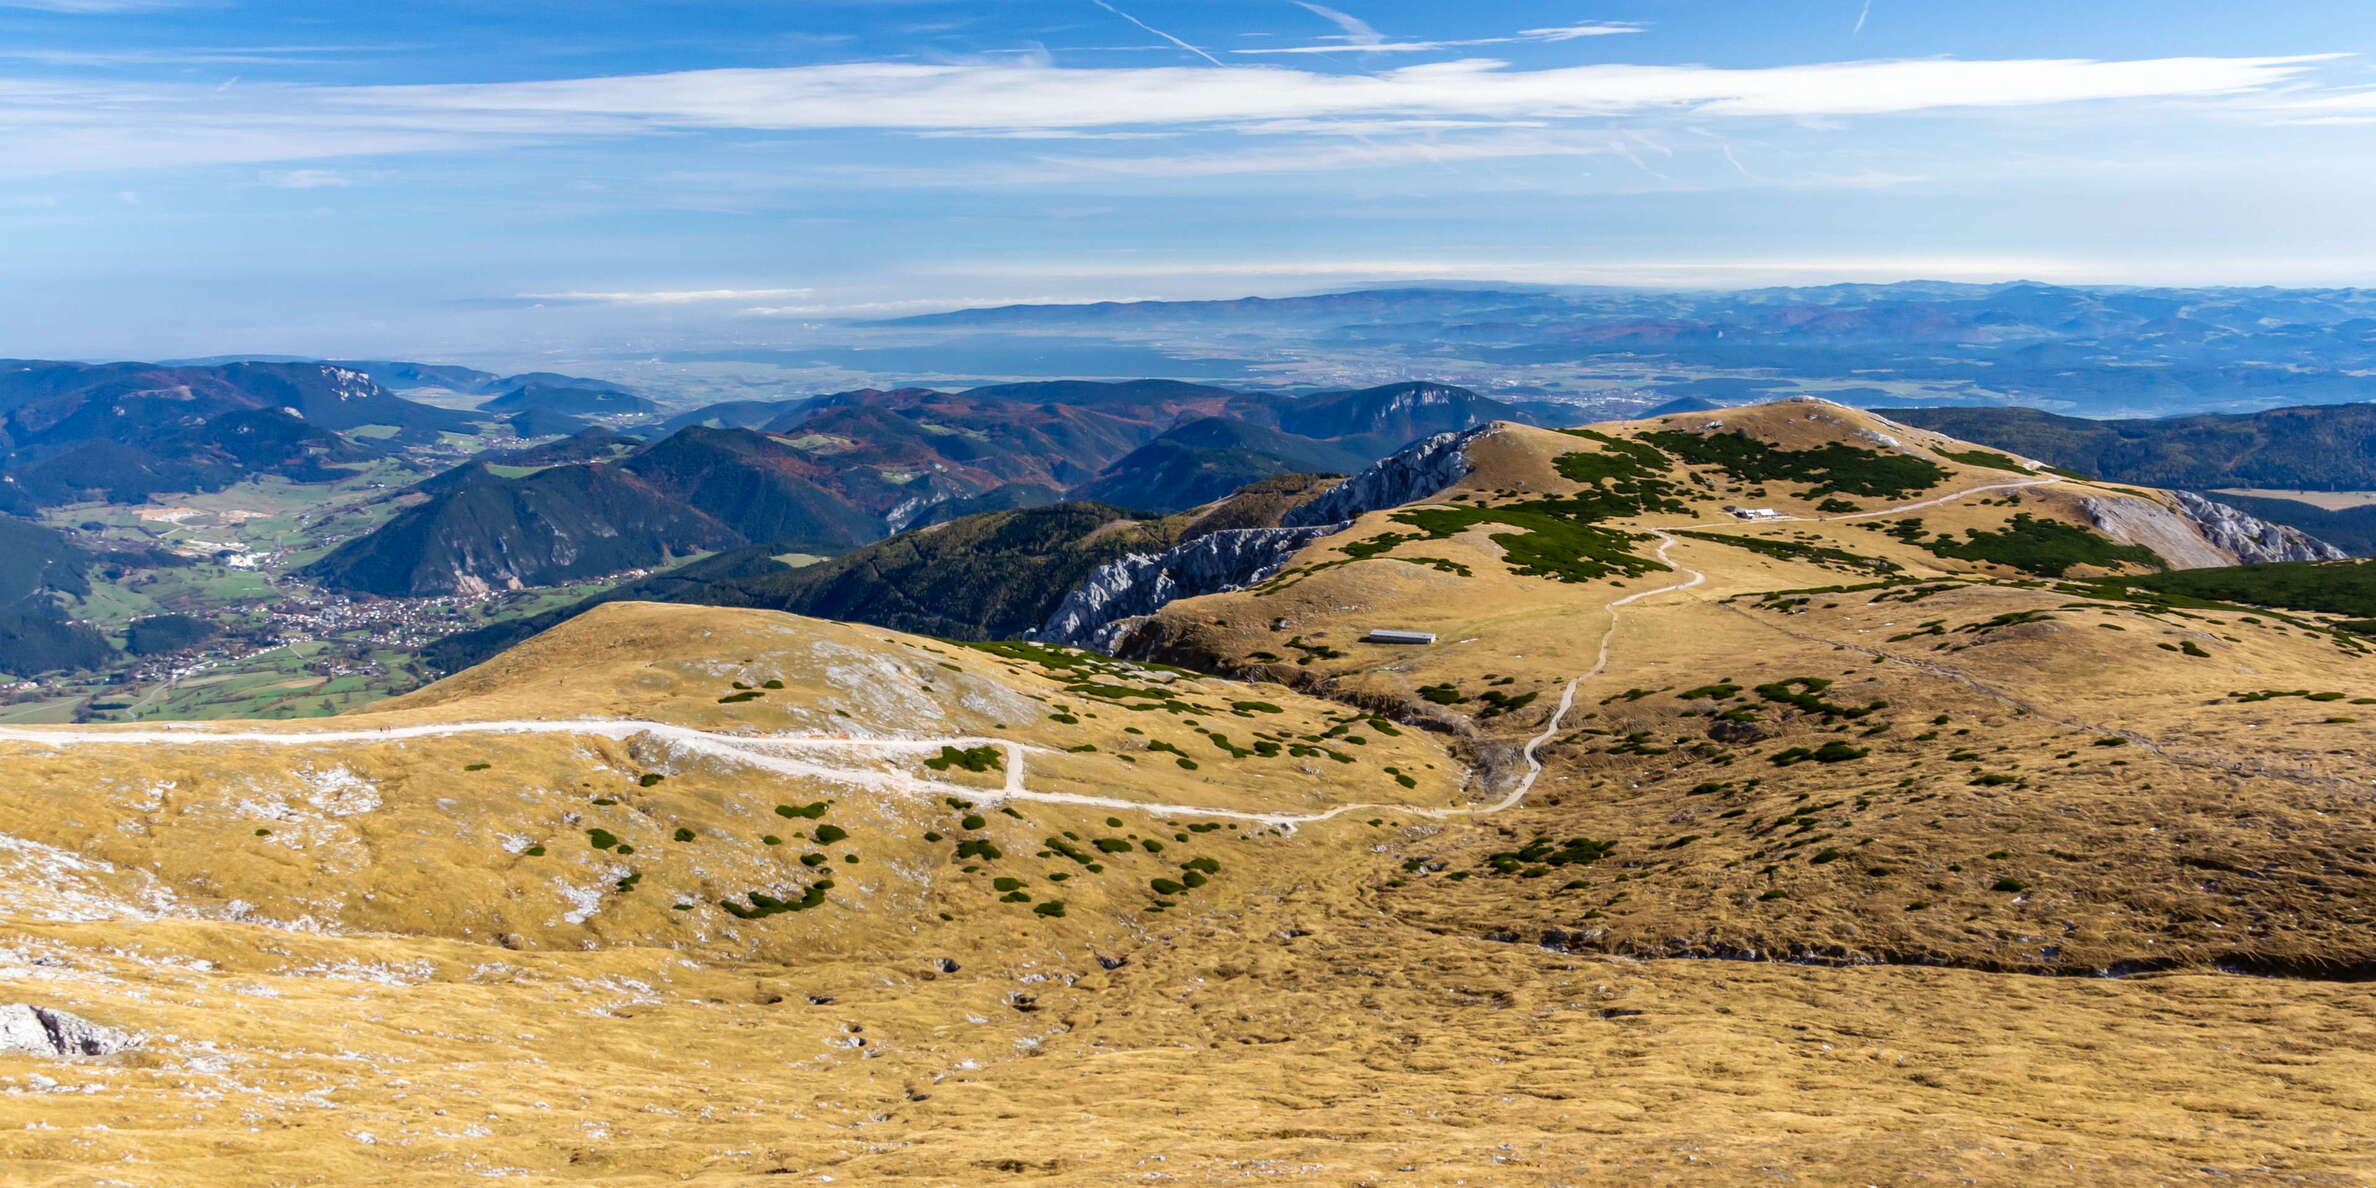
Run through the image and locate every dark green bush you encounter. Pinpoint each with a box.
[1641,429,1947,498]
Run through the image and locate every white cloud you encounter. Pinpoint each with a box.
[0,52,2344,177]
[1523,23,1648,42]
[1234,20,1647,55]
[2265,86,2376,123]
[1228,117,1549,133]
[516,288,815,305]
[908,250,2376,291]
[1293,4,1386,48]
[926,254,2116,287]
[0,0,191,10]
[1028,132,1617,178]
[342,55,2335,130]
[263,168,356,189]
[0,44,388,66]
[737,295,1024,317]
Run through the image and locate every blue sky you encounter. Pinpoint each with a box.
[2,0,2372,360]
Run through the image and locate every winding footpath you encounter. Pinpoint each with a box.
[0,549,1708,831]
[0,478,2062,832]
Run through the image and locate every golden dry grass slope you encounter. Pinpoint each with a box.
[3,398,2375,1185]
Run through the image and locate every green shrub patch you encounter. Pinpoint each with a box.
[926,745,1003,773]
[1486,836,1617,874]
[1641,429,1947,498]
[721,882,832,919]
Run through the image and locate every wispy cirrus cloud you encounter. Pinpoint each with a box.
[261,168,358,188]
[0,52,2345,177]
[2264,86,2376,124]
[0,43,397,67]
[1028,131,1619,178]
[1235,11,1648,56]
[1527,22,1651,43]
[0,0,198,10]
[345,54,2335,129]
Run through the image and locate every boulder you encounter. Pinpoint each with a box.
[0,1004,140,1057]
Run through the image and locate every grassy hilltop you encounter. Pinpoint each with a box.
[5,400,2374,1184]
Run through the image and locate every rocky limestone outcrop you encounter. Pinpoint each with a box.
[0,1004,140,1057]
[1037,426,1495,653]
[1282,424,1491,528]
[2086,491,2345,570]
[2172,491,2347,564]
[1033,525,1338,650]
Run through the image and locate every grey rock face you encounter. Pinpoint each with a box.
[1034,525,1338,650]
[2086,491,2348,570]
[1282,425,1491,528]
[2083,495,2233,570]
[1037,426,1494,652]
[0,1004,140,1057]
[2172,491,2348,564]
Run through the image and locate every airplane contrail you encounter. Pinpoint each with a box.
[1089,0,1225,67]
[1854,0,1873,35]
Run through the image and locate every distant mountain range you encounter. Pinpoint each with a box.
[424,474,1335,672]
[259,373,2376,601]
[1879,403,2376,547]
[882,282,2376,417]
[310,379,1534,597]
[0,360,465,510]
[0,358,649,512]
[481,383,659,417]
[20,331,2376,688]
[1881,403,2376,491]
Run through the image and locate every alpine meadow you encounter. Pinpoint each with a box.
[5,2,2376,1184]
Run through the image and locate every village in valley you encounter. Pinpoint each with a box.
[1,435,632,724]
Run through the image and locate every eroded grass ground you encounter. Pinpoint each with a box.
[4,874,2373,1185]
